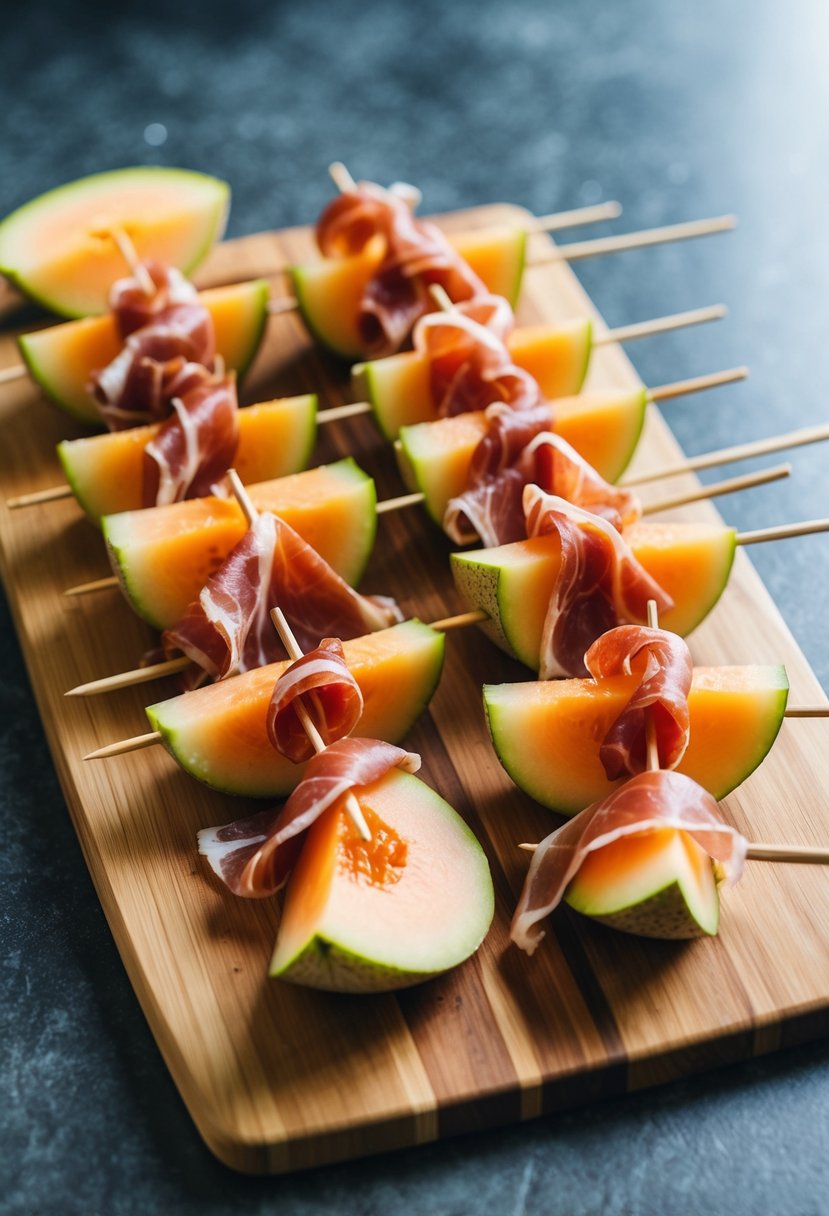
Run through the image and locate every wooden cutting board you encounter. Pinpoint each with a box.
[1,205,828,1175]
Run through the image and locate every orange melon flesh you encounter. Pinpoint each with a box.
[103,458,376,630]
[564,828,720,939]
[291,226,527,360]
[18,279,270,425]
[0,167,229,317]
[397,385,647,524]
[147,621,445,797]
[58,394,317,521]
[451,523,737,671]
[356,318,592,441]
[484,665,789,816]
[269,769,494,991]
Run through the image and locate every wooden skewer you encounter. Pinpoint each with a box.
[61,463,782,602]
[623,421,829,487]
[644,600,661,772]
[100,224,156,297]
[269,605,371,842]
[517,839,829,864]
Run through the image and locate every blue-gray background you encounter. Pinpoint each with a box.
[3,1,829,1212]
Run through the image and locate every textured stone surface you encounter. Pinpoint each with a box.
[2,0,829,1211]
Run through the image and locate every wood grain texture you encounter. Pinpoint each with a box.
[1,205,828,1174]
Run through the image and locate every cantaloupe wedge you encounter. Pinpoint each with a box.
[269,768,494,991]
[397,386,647,524]
[291,226,527,360]
[103,458,377,630]
[564,827,720,939]
[0,167,230,317]
[19,279,270,424]
[484,665,789,816]
[59,394,317,521]
[147,621,445,797]
[355,319,593,440]
[451,523,737,671]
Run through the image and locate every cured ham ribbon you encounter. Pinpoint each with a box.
[524,487,672,679]
[511,769,747,955]
[198,738,420,897]
[316,180,487,357]
[267,637,364,763]
[163,512,402,684]
[89,277,216,432]
[414,298,541,419]
[141,371,239,507]
[109,260,199,340]
[584,626,693,780]
[444,418,642,547]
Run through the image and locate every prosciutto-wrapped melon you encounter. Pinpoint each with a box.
[19,279,269,424]
[452,520,737,671]
[59,394,317,521]
[146,621,445,797]
[103,458,377,630]
[356,319,594,440]
[485,665,789,816]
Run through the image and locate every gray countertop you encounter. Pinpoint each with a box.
[3,0,829,1211]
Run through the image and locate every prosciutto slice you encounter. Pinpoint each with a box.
[316,180,487,357]
[198,738,420,897]
[511,769,747,955]
[109,260,199,340]
[267,638,364,763]
[163,512,402,683]
[524,487,673,679]
[445,417,642,548]
[141,371,239,507]
[89,293,216,432]
[584,626,693,780]
[414,301,541,419]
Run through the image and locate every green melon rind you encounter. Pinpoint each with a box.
[565,878,719,940]
[493,228,527,308]
[269,772,494,992]
[359,354,428,441]
[290,265,358,361]
[145,622,446,798]
[101,456,377,630]
[483,668,789,817]
[570,318,592,396]
[603,386,648,481]
[19,277,271,427]
[0,167,230,317]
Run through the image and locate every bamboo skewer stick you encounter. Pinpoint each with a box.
[622,422,829,487]
[60,463,787,602]
[517,840,829,864]
[644,600,661,772]
[268,605,371,842]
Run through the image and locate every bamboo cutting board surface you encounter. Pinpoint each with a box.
[1,205,829,1174]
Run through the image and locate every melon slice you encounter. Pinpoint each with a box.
[19,279,270,425]
[397,385,647,525]
[291,226,527,360]
[484,665,789,816]
[269,768,494,991]
[58,394,317,521]
[564,827,720,939]
[147,621,445,797]
[451,523,737,671]
[355,319,593,441]
[0,167,229,318]
[103,458,376,630]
